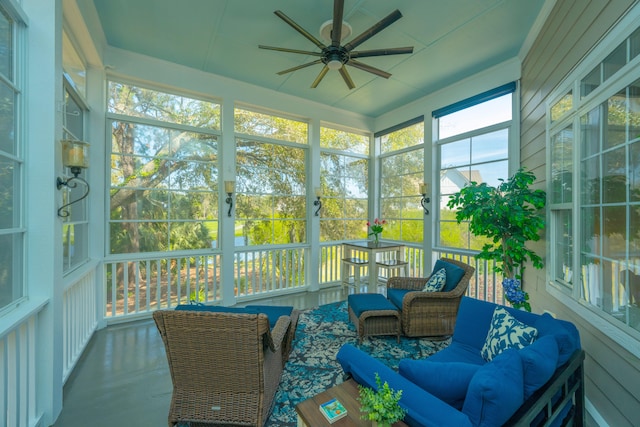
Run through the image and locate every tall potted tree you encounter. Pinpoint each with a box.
[446,168,546,311]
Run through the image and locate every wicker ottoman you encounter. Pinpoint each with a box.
[348,293,401,344]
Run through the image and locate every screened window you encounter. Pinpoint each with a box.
[0,4,24,310]
[234,108,307,245]
[61,32,89,272]
[549,23,640,335]
[379,120,424,243]
[437,89,513,251]
[107,82,221,254]
[319,126,369,242]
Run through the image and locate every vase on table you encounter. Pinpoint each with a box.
[372,233,380,245]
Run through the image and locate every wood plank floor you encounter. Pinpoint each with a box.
[53,286,348,427]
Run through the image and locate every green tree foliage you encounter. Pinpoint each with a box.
[447,168,546,278]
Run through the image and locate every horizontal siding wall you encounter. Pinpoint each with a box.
[521,0,639,425]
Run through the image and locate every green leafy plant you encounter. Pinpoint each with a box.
[447,168,546,311]
[358,373,407,426]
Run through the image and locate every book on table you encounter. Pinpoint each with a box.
[319,398,348,423]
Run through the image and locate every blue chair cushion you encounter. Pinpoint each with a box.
[481,306,538,361]
[520,335,559,400]
[432,259,466,292]
[387,288,413,309]
[423,268,446,292]
[399,360,481,409]
[462,348,524,427]
[348,293,397,317]
[534,313,580,366]
[175,304,293,329]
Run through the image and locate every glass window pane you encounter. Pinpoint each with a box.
[473,160,508,188]
[109,82,221,130]
[603,41,627,81]
[235,108,307,143]
[380,121,423,153]
[0,81,16,155]
[606,89,627,149]
[62,31,86,98]
[320,126,369,154]
[550,127,574,205]
[0,158,17,228]
[603,147,627,204]
[631,140,640,202]
[441,139,470,169]
[581,207,600,256]
[553,209,573,285]
[64,89,83,140]
[439,94,511,139]
[0,9,12,80]
[0,233,22,307]
[581,107,601,157]
[581,157,600,205]
[471,129,508,164]
[581,65,601,99]
[551,91,573,123]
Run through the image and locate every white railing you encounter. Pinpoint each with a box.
[62,269,98,382]
[434,248,505,305]
[105,253,223,320]
[0,303,45,427]
[235,246,307,297]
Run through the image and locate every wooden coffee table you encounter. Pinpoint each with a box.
[295,378,409,427]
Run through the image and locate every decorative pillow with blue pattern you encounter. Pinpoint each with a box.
[481,306,538,361]
[423,268,447,292]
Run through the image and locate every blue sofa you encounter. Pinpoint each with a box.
[337,296,585,427]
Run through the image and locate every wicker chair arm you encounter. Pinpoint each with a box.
[265,315,291,352]
[387,276,429,290]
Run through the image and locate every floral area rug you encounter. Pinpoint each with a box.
[265,300,451,427]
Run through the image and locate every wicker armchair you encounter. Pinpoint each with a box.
[153,309,292,427]
[387,257,475,337]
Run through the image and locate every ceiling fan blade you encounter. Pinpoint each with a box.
[348,59,392,79]
[339,66,355,90]
[344,9,403,52]
[277,59,323,75]
[259,45,322,56]
[350,47,413,58]
[311,66,330,88]
[331,0,345,47]
[274,10,326,50]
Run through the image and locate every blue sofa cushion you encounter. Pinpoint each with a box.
[387,288,413,309]
[348,293,397,317]
[462,348,524,427]
[432,259,466,292]
[423,268,447,292]
[398,360,481,409]
[337,344,474,427]
[175,304,292,329]
[534,313,580,366]
[481,307,538,361]
[520,335,559,400]
[427,342,485,365]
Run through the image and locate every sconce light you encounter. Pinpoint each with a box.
[313,187,322,216]
[225,180,235,217]
[419,182,430,215]
[57,140,90,218]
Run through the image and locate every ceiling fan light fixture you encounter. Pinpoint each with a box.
[327,58,343,70]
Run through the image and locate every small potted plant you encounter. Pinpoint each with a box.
[358,373,407,427]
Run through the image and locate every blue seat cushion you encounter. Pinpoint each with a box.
[399,360,481,409]
[519,335,559,400]
[387,288,413,309]
[348,293,397,317]
[462,348,524,427]
[175,304,293,329]
[534,313,580,366]
[432,259,466,292]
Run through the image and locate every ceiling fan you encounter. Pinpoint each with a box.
[258,0,414,89]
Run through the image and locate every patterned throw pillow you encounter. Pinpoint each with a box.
[481,307,538,361]
[423,268,447,292]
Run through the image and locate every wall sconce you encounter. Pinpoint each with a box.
[225,180,235,217]
[419,182,430,215]
[313,187,322,216]
[57,140,90,218]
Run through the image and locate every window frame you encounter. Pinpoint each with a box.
[546,6,640,354]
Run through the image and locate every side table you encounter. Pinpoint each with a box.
[295,378,408,427]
